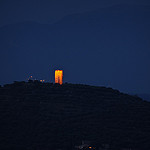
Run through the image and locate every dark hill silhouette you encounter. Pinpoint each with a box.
[137,94,150,102]
[0,81,150,150]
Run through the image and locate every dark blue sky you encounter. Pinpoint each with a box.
[0,0,150,94]
[0,0,150,27]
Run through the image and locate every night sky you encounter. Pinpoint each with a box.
[0,0,150,94]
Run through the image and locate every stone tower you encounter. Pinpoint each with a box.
[55,70,63,85]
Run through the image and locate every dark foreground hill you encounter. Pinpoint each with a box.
[0,81,150,150]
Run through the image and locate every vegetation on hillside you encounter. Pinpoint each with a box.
[0,81,150,150]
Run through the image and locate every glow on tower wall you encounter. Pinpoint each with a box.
[55,70,63,85]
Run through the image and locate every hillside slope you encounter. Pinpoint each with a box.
[0,81,150,150]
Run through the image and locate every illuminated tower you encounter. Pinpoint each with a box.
[55,70,63,85]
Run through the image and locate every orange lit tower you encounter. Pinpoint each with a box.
[55,70,63,85]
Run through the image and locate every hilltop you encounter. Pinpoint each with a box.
[0,81,150,150]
